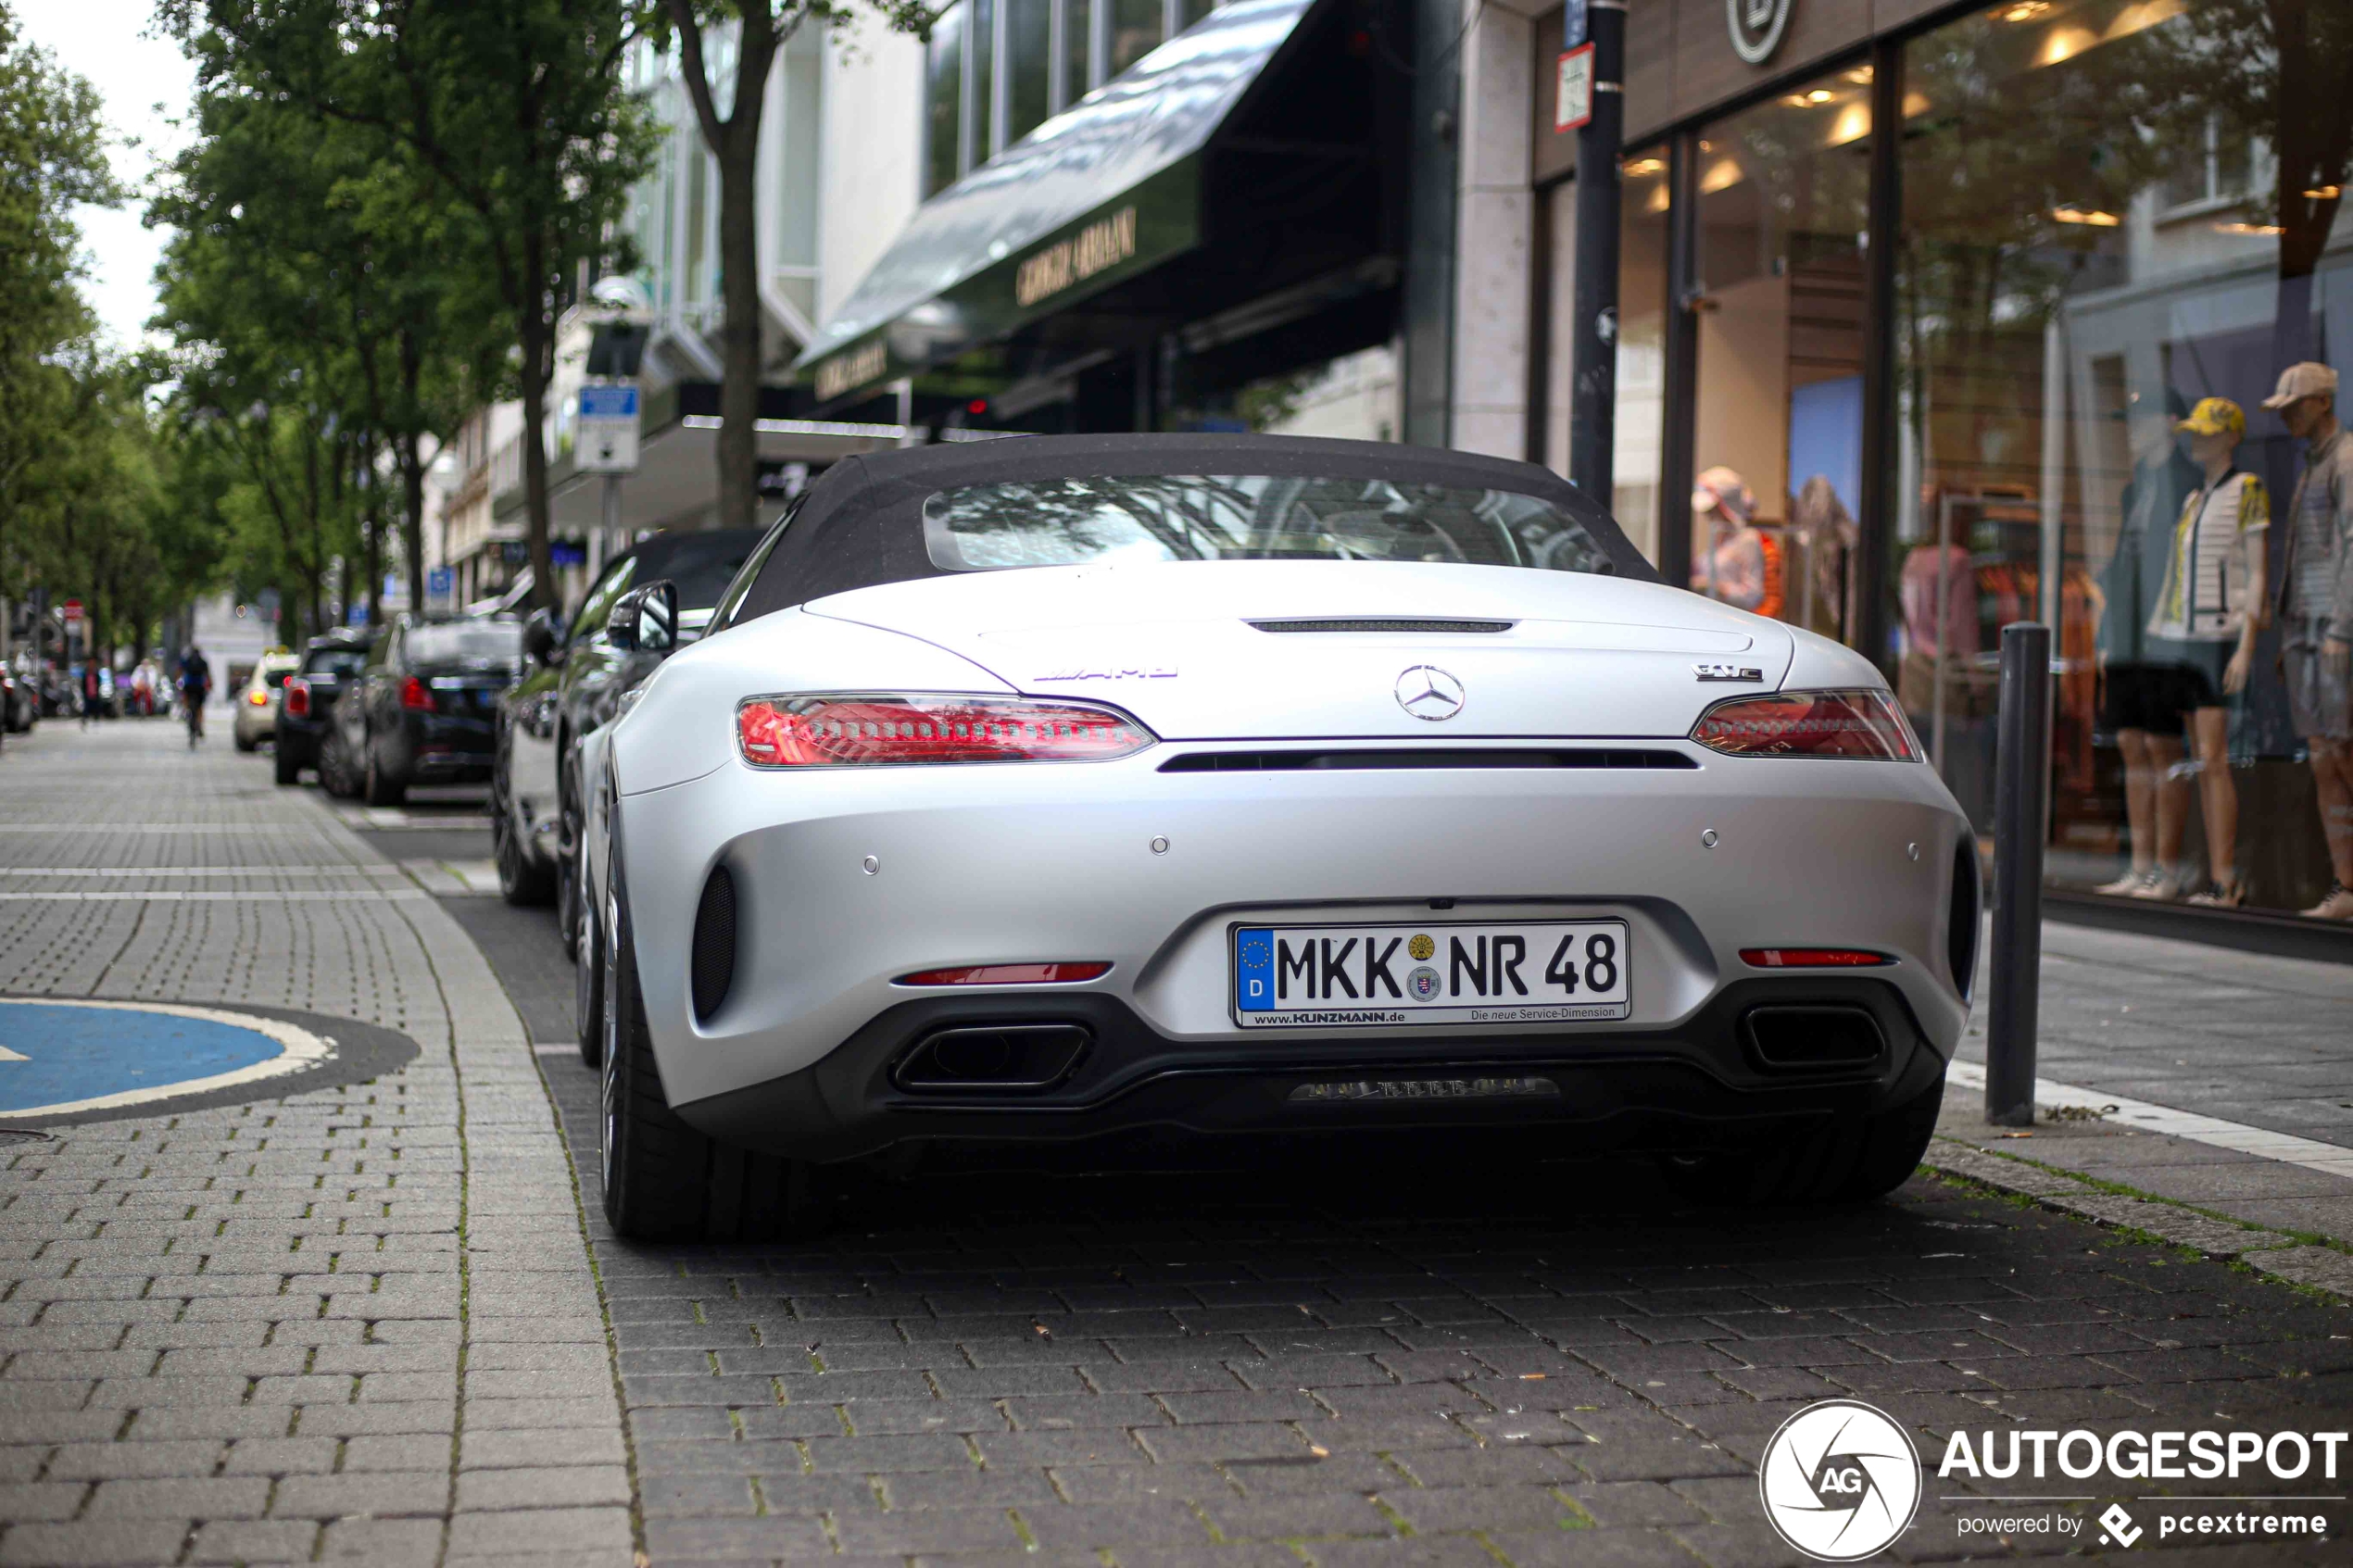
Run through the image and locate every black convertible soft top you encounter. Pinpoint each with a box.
[729,433,1656,624]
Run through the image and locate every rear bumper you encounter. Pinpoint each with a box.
[675,976,1945,1161]
[385,715,496,782]
[276,716,326,765]
[618,744,1977,1127]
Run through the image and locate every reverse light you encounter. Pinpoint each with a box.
[736,694,1155,768]
[1691,689,1918,759]
[896,962,1113,986]
[1742,948,1894,968]
[283,677,310,719]
[398,677,434,712]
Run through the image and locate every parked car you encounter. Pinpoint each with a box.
[492,529,762,930]
[2,667,36,734]
[585,434,1977,1241]
[231,650,301,751]
[273,632,371,786]
[325,616,525,805]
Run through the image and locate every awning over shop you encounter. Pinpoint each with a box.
[795,0,1350,407]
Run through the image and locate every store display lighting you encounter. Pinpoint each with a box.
[1999,1,2050,19]
[1785,87,1837,107]
[1622,156,1665,177]
[2051,206,2121,226]
[2306,185,2343,200]
[1843,66,1873,84]
[2213,220,2284,235]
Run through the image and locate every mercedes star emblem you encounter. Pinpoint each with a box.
[1395,665,1466,721]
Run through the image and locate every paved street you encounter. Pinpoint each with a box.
[3,720,2351,1566]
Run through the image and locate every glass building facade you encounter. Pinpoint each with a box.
[1541,0,2353,927]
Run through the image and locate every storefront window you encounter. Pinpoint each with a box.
[1066,0,1095,101]
[1895,0,2351,920]
[1688,70,1872,644]
[973,0,997,157]
[1614,148,1670,562]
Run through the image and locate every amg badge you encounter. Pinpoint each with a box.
[1693,661,1765,683]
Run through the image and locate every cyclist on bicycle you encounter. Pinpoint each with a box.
[178,646,212,743]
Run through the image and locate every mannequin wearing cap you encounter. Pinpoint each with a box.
[2093,392,2202,900]
[2131,398,2268,907]
[2266,361,2353,920]
[1689,467,1768,612]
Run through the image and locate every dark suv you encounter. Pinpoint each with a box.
[327,616,525,805]
[273,633,371,786]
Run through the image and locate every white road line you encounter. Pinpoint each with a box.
[1946,1059,2353,1182]
[0,890,429,902]
[0,867,400,878]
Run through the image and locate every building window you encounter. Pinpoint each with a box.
[1111,0,1161,79]
[971,0,997,159]
[925,3,965,195]
[1009,0,1052,145]
[2159,115,2257,215]
[1613,148,1671,563]
[773,31,823,318]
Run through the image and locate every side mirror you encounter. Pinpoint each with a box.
[608,580,679,656]
[522,608,565,667]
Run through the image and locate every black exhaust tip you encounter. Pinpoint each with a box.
[1742,1006,1886,1073]
[892,1023,1091,1094]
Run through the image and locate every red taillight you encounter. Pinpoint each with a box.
[895,962,1113,986]
[736,694,1154,768]
[399,677,434,712]
[283,678,310,718]
[1741,948,1894,968]
[247,688,270,706]
[1691,689,1917,759]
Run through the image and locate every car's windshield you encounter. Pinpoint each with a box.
[407,621,523,669]
[921,474,1613,576]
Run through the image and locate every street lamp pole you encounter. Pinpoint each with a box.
[1567,0,1625,505]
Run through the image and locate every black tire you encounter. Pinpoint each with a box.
[1659,1067,1946,1208]
[555,750,584,952]
[273,746,302,786]
[574,863,604,1069]
[362,742,405,807]
[233,732,258,753]
[599,841,812,1242]
[491,756,555,906]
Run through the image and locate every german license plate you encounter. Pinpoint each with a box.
[1232,920,1630,1027]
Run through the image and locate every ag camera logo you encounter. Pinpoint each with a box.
[1759,1399,1922,1561]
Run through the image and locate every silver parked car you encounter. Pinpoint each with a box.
[586,435,1978,1239]
[232,650,301,751]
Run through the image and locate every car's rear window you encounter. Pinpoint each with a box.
[262,668,295,688]
[921,475,1614,576]
[304,648,366,677]
[407,622,523,668]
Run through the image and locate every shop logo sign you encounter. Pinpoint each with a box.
[1728,0,1794,64]
[1014,206,1139,308]
[1759,1399,1921,1561]
[814,339,888,402]
[2099,1504,2144,1548]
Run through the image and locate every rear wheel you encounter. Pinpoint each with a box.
[574,864,603,1068]
[598,846,812,1242]
[362,741,405,807]
[491,753,555,906]
[555,752,584,951]
[233,731,258,753]
[1659,1067,1947,1207]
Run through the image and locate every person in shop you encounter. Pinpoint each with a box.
[2128,397,2269,907]
[2267,362,2353,922]
[2094,391,2202,899]
[1690,466,1770,612]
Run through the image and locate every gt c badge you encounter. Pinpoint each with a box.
[1694,661,1765,683]
[1395,666,1466,721]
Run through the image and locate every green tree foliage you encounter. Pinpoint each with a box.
[652,0,934,533]
[175,0,659,608]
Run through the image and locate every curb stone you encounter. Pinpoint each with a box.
[1924,1137,2352,1298]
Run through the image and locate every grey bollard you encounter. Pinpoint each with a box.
[1984,621,2051,1128]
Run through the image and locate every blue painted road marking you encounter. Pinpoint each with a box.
[0,999,331,1119]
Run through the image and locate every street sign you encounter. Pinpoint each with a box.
[576,383,640,473]
[61,599,82,624]
[1555,44,1594,132]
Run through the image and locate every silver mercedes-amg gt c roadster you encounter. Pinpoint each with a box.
[586,434,1978,1239]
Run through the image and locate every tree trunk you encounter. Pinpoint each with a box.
[668,2,784,535]
[398,429,428,621]
[518,245,558,613]
[398,331,429,615]
[364,437,384,631]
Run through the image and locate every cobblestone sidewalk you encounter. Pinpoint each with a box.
[0,723,629,1568]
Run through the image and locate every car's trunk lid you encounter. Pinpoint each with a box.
[806,561,1792,740]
